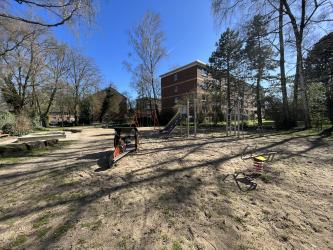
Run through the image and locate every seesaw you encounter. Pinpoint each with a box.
[109,124,138,166]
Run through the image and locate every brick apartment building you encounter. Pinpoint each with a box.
[160,60,256,117]
[160,60,207,110]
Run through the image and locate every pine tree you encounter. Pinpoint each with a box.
[245,15,276,127]
[208,28,244,126]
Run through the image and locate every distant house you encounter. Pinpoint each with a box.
[90,86,128,123]
[48,112,75,125]
[160,60,256,116]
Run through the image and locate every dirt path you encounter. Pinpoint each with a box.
[0,128,332,249]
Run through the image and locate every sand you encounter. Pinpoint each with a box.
[0,127,332,249]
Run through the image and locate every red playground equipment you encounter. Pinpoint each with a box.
[109,125,139,166]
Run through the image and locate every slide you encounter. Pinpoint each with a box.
[160,112,184,137]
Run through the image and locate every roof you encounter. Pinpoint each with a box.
[159,60,207,78]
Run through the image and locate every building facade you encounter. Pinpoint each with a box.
[160,60,256,118]
[160,60,208,110]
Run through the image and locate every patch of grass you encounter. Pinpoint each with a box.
[53,223,73,240]
[172,241,183,250]
[36,227,50,238]
[117,238,129,249]
[259,173,274,183]
[81,219,102,231]
[11,234,27,247]
[33,212,52,229]
[238,243,249,250]
[161,234,169,243]
[0,140,76,164]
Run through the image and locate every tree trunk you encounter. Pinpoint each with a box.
[256,72,263,127]
[279,0,290,127]
[74,86,79,126]
[150,76,160,121]
[325,75,333,127]
[293,59,299,117]
[226,70,231,127]
[296,38,311,128]
[41,87,57,127]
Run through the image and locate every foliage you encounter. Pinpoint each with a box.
[245,14,276,127]
[307,82,328,126]
[305,32,333,127]
[79,98,92,124]
[1,113,32,136]
[100,86,114,122]
[207,28,244,126]
[0,111,15,129]
[264,94,296,129]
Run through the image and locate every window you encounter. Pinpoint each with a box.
[200,68,208,77]
[174,97,179,104]
[174,73,178,81]
[174,86,178,93]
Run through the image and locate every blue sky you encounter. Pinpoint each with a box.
[51,0,223,97]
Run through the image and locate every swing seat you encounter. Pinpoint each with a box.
[253,155,267,162]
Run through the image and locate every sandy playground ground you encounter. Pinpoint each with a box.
[0,127,332,250]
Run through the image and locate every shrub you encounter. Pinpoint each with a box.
[0,111,15,129]
[2,123,14,134]
[13,114,32,136]
[2,114,32,136]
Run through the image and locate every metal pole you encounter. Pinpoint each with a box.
[187,97,190,138]
[194,98,197,137]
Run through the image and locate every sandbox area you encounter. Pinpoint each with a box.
[0,127,332,249]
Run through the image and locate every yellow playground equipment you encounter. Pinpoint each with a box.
[241,145,277,172]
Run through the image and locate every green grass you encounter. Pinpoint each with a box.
[36,227,50,238]
[33,212,52,229]
[0,140,76,164]
[81,219,102,231]
[53,223,73,240]
[172,241,183,250]
[11,234,27,247]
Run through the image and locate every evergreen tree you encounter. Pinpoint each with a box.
[208,28,244,126]
[245,15,276,127]
[305,32,333,128]
[100,86,114,123]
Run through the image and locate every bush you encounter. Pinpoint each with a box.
[0,111,15,129]
[14,114,32,135]
[2,114,32,136]
[2,123,14,134]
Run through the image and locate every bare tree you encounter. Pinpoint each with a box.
[0,28,45,114]
[0,0,96,58]
[281,0,333,128]
[1,0,95,27]
[127,11,166,118]
[37,40,69,126]
[67,49,100,125]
